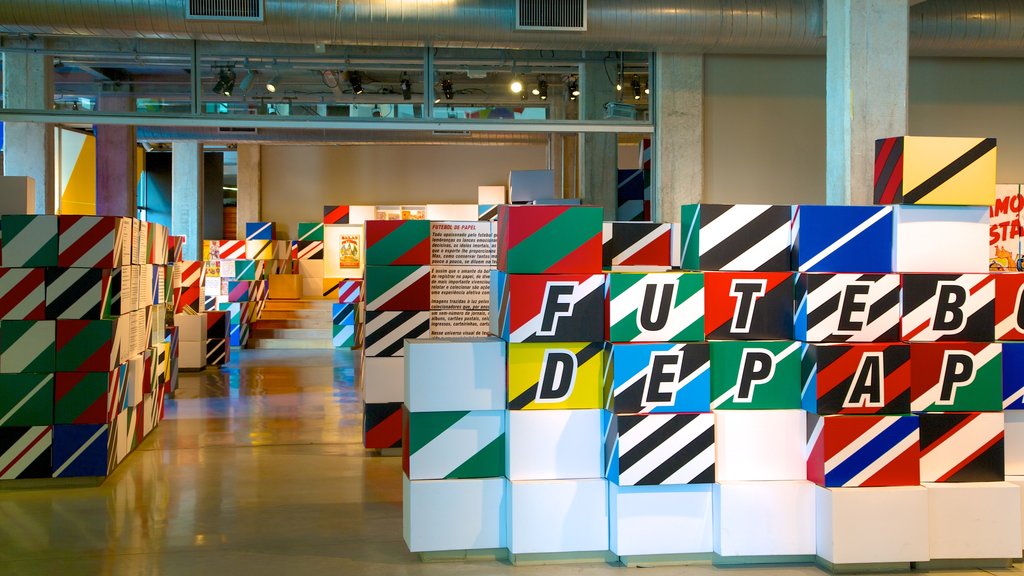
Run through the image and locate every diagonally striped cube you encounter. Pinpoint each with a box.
[333,324,355,348]
[337,280,361,304]
[679,204,791,272]
[332,303,355,327]
[245,240,273,261]
[297,222,325,242]
[364,402,403,449]
[874,136,996,206]
[703,272,794,340]
[795,273,901,343]
[51,424,109,478]
[919,412,1004,482]
[366,220,431,266]
[402,409,505,480]
[791,205,894,273]
[1005,344,1024,410]
[0,268,46,320]
[507,342,604,410]
[602,222,672,271]
[910,343,1002,413]
[364,311,430,357]
[1,215,58,268]
[365,265,430,311]
[995,272,1024,341]
[607,272,704,343]
[45,267,109,320]
[497,205,603,274]
[206,338,226,366]
[604,412,715,486]
[58,215,127,268]
[710,340,801,410]
[55,319,123,373]
[806,414,920,487]
[0,425,52,479]
[902,274,995,342]
[801,343,911,415]
[218,240,246,260]
[1,320,55,374]
[323,205,349,225]
[295,240,324,260]
[0,373,54,426]
[55,372,112,425]
[604,343,710,414]
[244,221,274,241]
[494,272,605,343]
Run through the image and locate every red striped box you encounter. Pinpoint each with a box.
[0,426,52,479]
[58,215,127,269]
[0,268,46,320]
[218,240,246,261]
[324,205,350,225]
[337,280,362,304]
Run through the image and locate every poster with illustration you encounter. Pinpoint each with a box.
[323,224,364,279]
[991,184,1023,271]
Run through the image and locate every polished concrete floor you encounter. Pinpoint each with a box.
[2,348,1024,575]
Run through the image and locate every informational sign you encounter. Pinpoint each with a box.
[990,184,1023,271]
[430,309,490,338]
[430,266,490,310]
[430,221,496,267]
[323,224,364,279]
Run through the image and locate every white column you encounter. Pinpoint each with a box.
[171,142,204,260]
[580,61,618,219]
[826,0,908,205]
[236,144,262,240]
[653,53,704,223]
[2,39,55,214]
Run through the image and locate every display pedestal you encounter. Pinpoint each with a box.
[609,483,713,557]
[1001,475,1024,555]
[507,478,609,556]
[713,480,815,561]
[923,482,1021,561]
[1005,412,1024,475]
[815,485,928,566]
[403,476,506,553]
[714,410,806,481]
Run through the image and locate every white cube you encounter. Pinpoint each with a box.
[298,259,324,279]
[508,478,609,554]
[925,481,1022,560]
[403,475,506,552]
[405,338,506,412]
[507,409,603,481]
[173,312,207,342]
[609,483,713,557]
[362,356,404,403]
[714,480,816,558]
[894,206,989,273]
[815,485,929,564]
[179,340,206,370]
[1005,475,1024,553]
[1005,411,1024,476]
[715,410,806,482]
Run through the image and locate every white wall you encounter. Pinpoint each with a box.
[261,144,548,238]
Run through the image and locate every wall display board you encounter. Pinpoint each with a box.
[323,224,364,279]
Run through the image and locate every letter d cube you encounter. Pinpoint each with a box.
[507,343,603,410]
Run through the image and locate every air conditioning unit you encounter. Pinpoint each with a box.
[604,102,637,121]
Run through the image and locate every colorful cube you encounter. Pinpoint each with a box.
[55,372,114,425]
[403,409,505,480]
[0,268,45,320]
[1,215,58,268]
[791,205,894,273]
[218,240,246,260]
[605,412,715,486]
[294,240,323,260]
[0,373,54,426]
[1004,343,1024,409]
[710,341,801,410]
[894,206,989,273]
[680,204,791,272]
[801,343,911,415]
[405,338,507,412]
[51,424,109,477]
[493,272,605,343]
[337,280,361,304]
[874,136,996,206]
[363,311,430,357]
[507,343,603,410]
[363,402,402,449]
[245,240,273,261]
[795,273,901,343]
[1,320,55,374]
[602,222,672,270]
[323,205,350,225]
[58,216,128,269]
[332,303,355,326]
[497,205,602,274]
[704,272,794,340]
[911,343,1002,413]
[332,325,355,348]
[995,272,1024,341]
[806,414,920,487]
[365,220,431,266]
[364,266,430,311]
[507,409,603,480]
[297,222,325,242]
[244,221,274,241]
[607,272,704,343]
[902,274,995,342]
[604,343,710,414]
[920,412,1004,482]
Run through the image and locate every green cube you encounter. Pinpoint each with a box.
[710,340,801,409]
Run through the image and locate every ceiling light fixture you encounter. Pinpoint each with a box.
[631,75,642,100]
[348,70,364,95]
[441,73,454,100]
[644,81,650,95]
[566,75,580,100]
[510,75,523,94]
[213,67,235,97]
[400,72,412,101]
[265,73,280,93]
[238,70,255,94]
[536,75,548,100]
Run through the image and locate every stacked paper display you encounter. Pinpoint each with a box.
[0,216,177,481]
[401,135,1024,566]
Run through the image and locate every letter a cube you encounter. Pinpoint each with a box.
[801,343,911,415]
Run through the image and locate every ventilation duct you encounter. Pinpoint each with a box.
[136,125,548,145]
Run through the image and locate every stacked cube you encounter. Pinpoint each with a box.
[292,221,327,299]
[0,215,177,481]
[402,337,508,553]
[361,220,431,449]
[174,313,207,370]
[331,301,357,349]
[493,205,612,557]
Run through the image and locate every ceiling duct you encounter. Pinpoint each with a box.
[136,125,548,145]
[187,0,263,21]
[0,0,1021,56]
[516,0,586,32]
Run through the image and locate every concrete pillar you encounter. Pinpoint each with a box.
[171,142,204,260]
[826,0,908,205]
[203,152,224,240]
[580,61,618,219]
[2,40,55,214]
[235,144,262,240]
[95,92,138,217]
[653,54,704,223]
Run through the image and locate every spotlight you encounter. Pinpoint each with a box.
[265,73,279,93]
[510,75,523,94]
[348,70,363,95]
[372,105,382,118]
[213,67,236,96]
[400,72,412,101]
[535,75,548,100]
[238,70,255,94]
[644,81,650,95]
[521,88,528,101]
[441,74,454,100]
[434,85,442,104]
[631,75,642,100]
[566,75,580,100]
